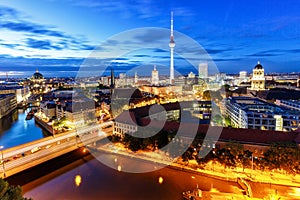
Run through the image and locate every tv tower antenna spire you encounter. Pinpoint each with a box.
[169,11,175,85]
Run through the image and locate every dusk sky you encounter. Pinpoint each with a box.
[1,0,300,77]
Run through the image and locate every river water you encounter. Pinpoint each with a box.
[0,109,49,149]
[23,153,242,200]
[22,152,300,200]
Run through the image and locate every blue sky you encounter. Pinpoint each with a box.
[0,0,300,77]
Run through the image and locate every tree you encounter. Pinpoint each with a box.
[225,141,244,166]
[202,90,211,100]
[0,178,31,200]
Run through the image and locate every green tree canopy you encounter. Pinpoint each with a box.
[0,178,31,200]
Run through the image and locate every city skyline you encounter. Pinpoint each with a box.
[1,1,300,78]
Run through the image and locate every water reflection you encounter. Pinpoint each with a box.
[74,175,82,187]
[0,109,50,148]
[24,153,243,200]
[0,110,18,133]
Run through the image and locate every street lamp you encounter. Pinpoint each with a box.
[0,146,5,178]
[74,122,78,147]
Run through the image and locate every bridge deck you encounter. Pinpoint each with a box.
[0,121,113,178]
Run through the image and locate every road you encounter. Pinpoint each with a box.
[0,121,114,178]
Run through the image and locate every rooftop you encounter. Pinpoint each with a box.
[227,96,300,115]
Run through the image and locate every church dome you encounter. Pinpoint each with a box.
[254,61,263,69]
[32,69,44,79]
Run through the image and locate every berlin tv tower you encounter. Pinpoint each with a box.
[169,11,175,85]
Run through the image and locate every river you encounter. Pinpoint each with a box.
[23,152,242,200]
[22,151,300,200]
[0,109,50,149]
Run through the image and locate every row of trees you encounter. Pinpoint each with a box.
[109,114,300,175]
[184,141,300,175]
[111,130,300,175]
[109,129,177,152]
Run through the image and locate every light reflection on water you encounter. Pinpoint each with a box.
[24,153,242,200]
[0,109,49,148]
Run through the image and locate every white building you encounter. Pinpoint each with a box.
[251,61,265,91]
[198,63,208,78]
[151,65,159,85]
[239,71,248,85]
[113,111,138,136]
[225,96,300,132]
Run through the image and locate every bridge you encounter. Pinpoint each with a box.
[0,121,114,178]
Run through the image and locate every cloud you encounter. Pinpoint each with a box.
[247,52,281,57]
[26,38,60,50]
[206,48,236,55]
[0,21,66,38]
[0,6,18,18]
[0,5,95,53]
[133,55,151,58]
[114,58,129,61]
[286,49,300,53]
[64,0,161,19]
[0,43,20,48]
[153,49,167,53]
[0,54,84,67]
[65,0,195,21]
[78,44,95,50]
[246,48,300,57]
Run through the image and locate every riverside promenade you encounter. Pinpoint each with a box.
[91,143,300,199]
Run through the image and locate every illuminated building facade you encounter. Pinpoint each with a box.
[276,99,300,111]
[225,96,300,131]
[29,69,46,94]
[151,65,159,85]
[0,94,17,119]
[251,61,265,91]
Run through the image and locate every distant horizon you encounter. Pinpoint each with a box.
[0,66,299,80]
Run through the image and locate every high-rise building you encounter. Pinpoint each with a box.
[169,12,175,85]
[117,73,127,87]
[239,71,247,80]
[239,71,248,85]
[110,67,115,89]
[151,65,159,85]
[134,71,138,85]
[198,63,208,78]
[251,61,265,91]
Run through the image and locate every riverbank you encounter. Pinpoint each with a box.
[91,143,300,199]
[94,143,300,189]
[34,116,55,135]
[3,141,296,199]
